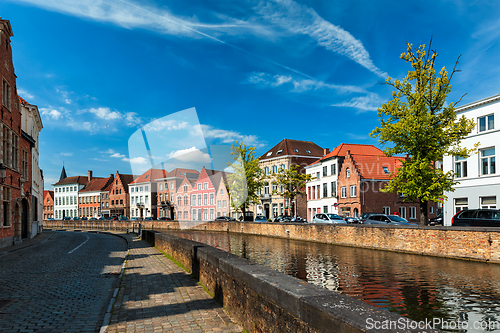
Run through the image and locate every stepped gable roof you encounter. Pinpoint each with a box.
[131,169,166,184]
[54,176,88,186]
[308,144,384,166]
[18,96,29,105]
[79,176,110,192]
[44,190,54,200]
[116,173,136,187]
[260,139,323,161]
[349,154,405,180]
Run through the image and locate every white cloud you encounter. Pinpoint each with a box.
[88,107,122,120]
[60,152,73,156]
[40,108,64,120]
[126,157,148,164]
[246,72,366,94]
[143,119,189,132]
[111,153,126,159]
[256,0,387,78]
[166,147,211,163]
[331,93,384,112]
[18,88,35,101]
[200,124,264,147]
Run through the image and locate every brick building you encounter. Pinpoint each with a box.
[253,139,323,219]
[156,168,199,220]
[43,190,54,220]
[79,173,112,219]
[109,171,135,218]
[0,17,37,247]
[191,167,224,221]
[337,150,438,223]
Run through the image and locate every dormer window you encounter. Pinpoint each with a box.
[267,152,273,157]
[383,167,390,174]
[276,150,283,155]
[293,149,298,153]
[346,168,350,178]
[306,150,311,154]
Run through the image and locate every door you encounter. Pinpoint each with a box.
[22,199,28,239]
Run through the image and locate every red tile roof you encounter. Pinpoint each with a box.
[308,143,384,166]
[18,96,29,105]
[131,169,166,184]
[79,176,113,192]
[163,168,199,180]
[350,154,405,179]
[260,139,323,160]
[44,190,54,200]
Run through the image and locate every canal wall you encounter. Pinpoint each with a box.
[142,230,434,333]
[43,220,500,263]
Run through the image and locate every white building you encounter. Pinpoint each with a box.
[53,167,88,219]
[129,169,165,219]
[443,94,499,225]
[19,97,43,228]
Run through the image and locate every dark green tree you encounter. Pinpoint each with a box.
[370,41,477,224]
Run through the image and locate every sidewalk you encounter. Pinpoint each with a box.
[104,233,242,333]
[0,230,55,256]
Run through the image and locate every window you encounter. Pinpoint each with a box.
[454,156,467,178]
[383,206,390,215]
[430,206,434,214]
[481,196,496,209]
[159,183,163,190]
[177,195,182,205]
[331,164,336,175]
[22,149,28,179]
[316,172,320,180]
[210,209,214,220]
[480,148,495,175]
[2,127,8,166]
[293,149,298,153]
[264,167,269,175]
[111,200,114,205]
[171,182,174,189]
[223,200,227,208]
[340,186,347,198]
[323,183,328,198]
[346,168,350,178]
[272,184,277,193]
[197,194,202,206]
[399,206,407,219]
[184,195,189,205]
[203,182,208,190]
[120,199,123,205]
[183,184,188,192]
[2,80,11,110]
[478,114,494,132]
[217,200,221,208]
[12,135,19,170]
[145,186,149,191]
[382,167,390,174]
[220,189,223,195]
[159,193,163,202]
[192,195,196,206]
[454,198,468,213]
[203,194,208,205]
[350,185,356,197]
[277,149,283,155]
[409,207,417,220]
[323,166,328,177]
[323,206,328,213]
[203,210,208,221]
[131,187,134,193]
[266,151,273,157]
[272,165,278,174]
[197,183,201,190]
[331,182,337,197]
[2,187,10,226]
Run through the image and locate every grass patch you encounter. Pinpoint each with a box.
[198,281,214,298]
[156,247,191,274]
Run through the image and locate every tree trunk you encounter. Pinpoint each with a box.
[419,200,428,225]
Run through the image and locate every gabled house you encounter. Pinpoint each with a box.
[155,168,198,220]
[254,139,324,219]
[305,144,383,220]
[214,173,231,218]
[53,168,88,220]
[78,172,112,219]
[109,171,135,218]
[43,190,54,220]
[191,167,225,221]
[129,168,166,219]
[337,150,438,223]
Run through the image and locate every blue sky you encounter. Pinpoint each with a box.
[1,0,499,189]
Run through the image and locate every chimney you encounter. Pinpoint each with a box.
[88,170,93,182]
[324,148,330,156]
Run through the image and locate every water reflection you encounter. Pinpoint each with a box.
[162,230,500,332]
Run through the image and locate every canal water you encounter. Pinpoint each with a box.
[161,230,500,332]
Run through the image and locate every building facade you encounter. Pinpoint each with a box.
[253,139,323,219]
[43,190,54,220]
[443,94,499,225]
[109,171,135,218]
[53,167,88,220]
[79,175,112,219]
[305,144,384,221]
[129,169,166,219]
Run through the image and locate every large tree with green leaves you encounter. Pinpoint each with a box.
[370,41,477,225]
[227,141,266,218]
[271,164,312,217]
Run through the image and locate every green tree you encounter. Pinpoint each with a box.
[370,41,477,225]
[227,141,266,219]
[271,164,312,217]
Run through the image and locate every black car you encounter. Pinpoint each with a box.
[214,216,236,221]
[364,214,417,225]
[428,213,443,226]
[452,209,500,227]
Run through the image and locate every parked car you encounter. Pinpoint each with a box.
[273,215,290,223]
[80,217,88,221]
[157,216,170,221]
[63,217,71,220]
[452,209,500,227]
[344,216,360,223]
[47,217,54,220]
[254,215,268,222]
[359,212,378,224]
[215,216,236,221]
[119,216,129,221]
[311,213,346,224]
[89,217,97,221]
[364,214,417,225]
[130,217,138,221]
[428,213,443,226]
[291,216,307,223]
